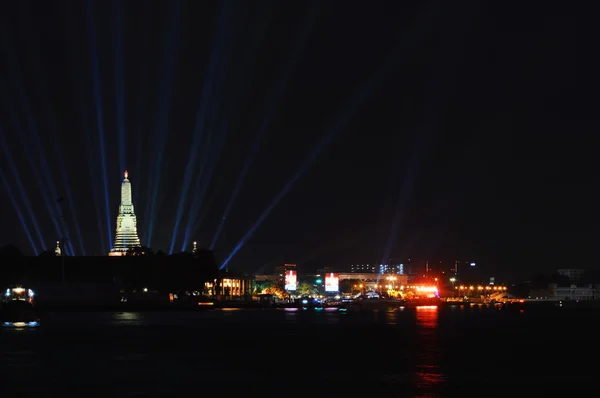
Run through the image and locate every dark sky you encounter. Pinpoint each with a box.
[0,0,596,279]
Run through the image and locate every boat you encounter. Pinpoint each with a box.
[297,296,324,309]
[351,296,441,309]
[351,297,403,309]
[1,287,40,327]
[399,297,441,307]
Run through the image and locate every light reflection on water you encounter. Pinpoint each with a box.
[414,306,445,396]
[113,312,143,322]
[0,305,592,395]
[217,307,242,312]
[384,306,399,324]
[281,307,342,324]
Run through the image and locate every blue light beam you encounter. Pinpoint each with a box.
[210,2,320,250]
[181,36,241,251]
[379,131,430,266]
[0,129,45,250]
[186,175,228,246]
[0,167,39,255]
[182,1,285,251]
[380,2,468,265]
[0,29,76,255]
[113,0,126,175]
[145,0,184,248]
[86,0,113,248]
[220,3,442,270]
[18,7,87,255]
[62,2,107,254]
[132,6,153,208]
[83,131,108,255]
[185,4,282,250]
[180,112,227,252]
[170,0,233,253]
[0,77,75,255]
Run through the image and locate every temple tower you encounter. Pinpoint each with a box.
[109,170,141,255]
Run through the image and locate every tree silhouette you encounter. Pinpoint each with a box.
[0,244,24,258]
[171,251,193,258]
[38,249,56,258]
[126,246,154,256]
[157,248,218,291]
[297,281,315,296]
[254,280,285,298]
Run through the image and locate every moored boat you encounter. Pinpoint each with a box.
[1,286,40,327]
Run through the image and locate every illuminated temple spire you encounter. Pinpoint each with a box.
[55,240,61,256]
[109,170,141,256]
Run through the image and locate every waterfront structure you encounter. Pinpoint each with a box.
[349,264,405,274]
[350,264,378,273]
[529,283,598,301]
[109,170,141,256]
[254,274,281,282]
[204,273,255,298]
[556,269,585,282]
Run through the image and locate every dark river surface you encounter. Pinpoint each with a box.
[1,304,597,397]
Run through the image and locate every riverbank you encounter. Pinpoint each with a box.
[8,297,600,313]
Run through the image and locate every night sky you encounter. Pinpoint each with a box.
[0,1,595,278]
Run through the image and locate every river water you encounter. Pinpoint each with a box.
[1,305,597,397]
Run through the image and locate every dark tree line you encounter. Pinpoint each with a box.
[0,244,219,291]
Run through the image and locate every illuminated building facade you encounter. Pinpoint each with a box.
[109,170,141,256]
[204,277,254,298]
[350,264,405,274]
[350,264,377,273]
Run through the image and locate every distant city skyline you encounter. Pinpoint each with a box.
[0,1,595,278]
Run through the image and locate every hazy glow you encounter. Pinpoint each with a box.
[325,273,339,292]
[285,270,297,291]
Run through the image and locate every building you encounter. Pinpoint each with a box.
[338,272,408,285]
[255,264,297,283]
[350,264,377,273]
[254,274,281,282]
[530,284,598,301]
[204,273,255,299]
[556,269,585,282]
[554,285,597,300]
[109,170,141,256]
[274,263,296,275]
[349,263,405,274]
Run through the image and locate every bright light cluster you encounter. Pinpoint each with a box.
[456,286,507,291]
[415,286,438,293]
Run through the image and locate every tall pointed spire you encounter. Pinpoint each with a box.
[55,240,61,256]
[109,170,141,256]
